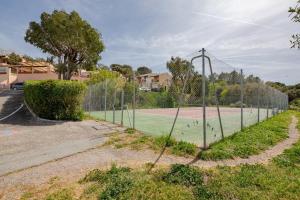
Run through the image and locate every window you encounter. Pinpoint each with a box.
[0,67,7,74]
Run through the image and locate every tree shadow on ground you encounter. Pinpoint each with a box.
[0,90,61,126]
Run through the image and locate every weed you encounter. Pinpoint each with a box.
[45,188,74,200]
[99,175,133,200]
[79,169,103,183]
[162,164,203,187]
[193,185,222,200]
[20,192,33,200]
[172,141,197,156]
[154,135,177,148]
[125,128,135,134]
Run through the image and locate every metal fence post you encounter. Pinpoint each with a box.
[104,79,108,120]
[89,86,92,116]
[133,72,136,129]
[121,89,124,126]
[266,86,269,119]
[202,48,207,149]
[113,89,116,124]
[257,84,260,123]
[240,69,244,130]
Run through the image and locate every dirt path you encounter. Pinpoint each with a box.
[0,116,298,200]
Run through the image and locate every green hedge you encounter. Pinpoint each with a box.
[24,80,87,120]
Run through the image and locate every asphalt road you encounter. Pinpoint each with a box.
[0,90,120,176]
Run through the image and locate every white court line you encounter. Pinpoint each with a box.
[0,104,24,121]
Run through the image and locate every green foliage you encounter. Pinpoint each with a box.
[45,188,74,200]
[125,128,135,134]
[290,98,300,111]
[137,91,175,108]
[273,113,300,167]
[267,81,300,104]
[167,56,191,86]
[136,66,152,75]
[154,135,177,148]
[193,185,222,200]
[172,141,197,156]
[110,64,133,80]
[199,111,292,160]
[80,165,131,184]
[88,69,121,85]
[162,164,203,187]
[79,169,103,183]
[99,175,133,200]
[24,80,87,120]
[289,0,300,48]
[81,166,194,200]
[7,52,22,65]
[123,178,194,200]
[24,10,104,80]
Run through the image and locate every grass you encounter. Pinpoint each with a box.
[104,131,198,157]
[20,111,300,200]
[199,111,293,160]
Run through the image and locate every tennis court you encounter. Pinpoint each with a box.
[89,106,270,146]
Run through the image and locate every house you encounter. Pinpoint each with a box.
[136,72,172,91]
[0,54,89,89]
[0,55,58,89]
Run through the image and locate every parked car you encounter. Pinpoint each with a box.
[11,82,24,90]
[139,87,151,92]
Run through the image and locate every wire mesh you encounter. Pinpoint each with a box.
[82,48,289,148]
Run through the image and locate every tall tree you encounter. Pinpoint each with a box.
[166,57,192,85]
[289,0,300,48]
[7,53,22,65]
[110,64,133,80]
[24,10,104,80]
[136,66,152,75]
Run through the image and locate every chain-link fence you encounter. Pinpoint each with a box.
[83,48,288,148]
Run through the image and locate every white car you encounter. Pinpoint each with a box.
[139,87,151,92]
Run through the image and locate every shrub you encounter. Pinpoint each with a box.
[24,80,87,120]
[162,164,203,187]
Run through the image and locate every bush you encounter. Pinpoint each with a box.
[24,80,87,120]
[162,164,203,187]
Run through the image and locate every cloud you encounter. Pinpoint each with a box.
[0,0,298,84]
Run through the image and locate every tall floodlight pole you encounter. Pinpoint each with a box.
[202,48,207,149]
[240,69,244,130]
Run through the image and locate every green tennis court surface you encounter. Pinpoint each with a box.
[88,107,271,147]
